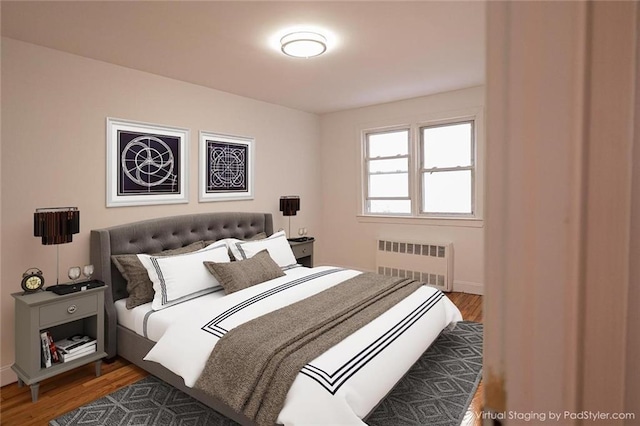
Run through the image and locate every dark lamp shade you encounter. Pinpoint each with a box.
[34,207,80,245]
[279,196,300,216]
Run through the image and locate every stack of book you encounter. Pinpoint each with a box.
[40,331,59,368]
[55,335,97,363]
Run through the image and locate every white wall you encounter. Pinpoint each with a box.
[0,38,322,385]
[318,86,485,294]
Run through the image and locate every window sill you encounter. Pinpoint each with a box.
[356,214,484,228]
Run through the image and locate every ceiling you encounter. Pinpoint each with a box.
[1,1,486,115]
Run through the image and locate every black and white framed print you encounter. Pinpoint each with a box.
[199,131,254,202]
[106,118,189,207]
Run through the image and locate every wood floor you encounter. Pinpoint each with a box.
[0,291,483,426]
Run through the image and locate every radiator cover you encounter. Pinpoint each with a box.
[376,239,453,292]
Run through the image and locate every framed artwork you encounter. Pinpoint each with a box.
[199,131,254,202]
[106,118,189,207]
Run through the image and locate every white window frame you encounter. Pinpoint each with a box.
[358,108,482,225]
[362,126,413,216]
[419,119,476,218]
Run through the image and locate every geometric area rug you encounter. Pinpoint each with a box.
[50,321,482,426]
[366,321,483,426]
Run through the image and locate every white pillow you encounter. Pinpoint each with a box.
[228,230,297,268]
[138,241,231,311]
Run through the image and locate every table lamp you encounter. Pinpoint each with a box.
[33,207,80,285]
[279,196,300,239]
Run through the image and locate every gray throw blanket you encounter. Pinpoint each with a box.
[194,272,423,426]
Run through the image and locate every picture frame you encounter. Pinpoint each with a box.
[106,118,189,207]
[199,131,254,202]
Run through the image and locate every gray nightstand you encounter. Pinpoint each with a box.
[11,285,107,402]
[289,238,314,267]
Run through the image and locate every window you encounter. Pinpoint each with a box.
[362,119,476,218]
[364,129,411,215]
[420,121,474,215]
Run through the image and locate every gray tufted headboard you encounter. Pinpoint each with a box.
[90,212,273,358]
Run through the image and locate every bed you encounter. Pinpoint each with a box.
[90,212,462,426]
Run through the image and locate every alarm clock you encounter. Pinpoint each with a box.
[21,268,45,293]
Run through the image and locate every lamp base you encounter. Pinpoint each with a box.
[56,244,60,286]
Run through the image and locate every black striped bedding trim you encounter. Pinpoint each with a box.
[282,264,301,271]
[201,268,345,337]
[299,290,444,395]
[143,309,154,339]
[142,287,225,338]
[150,256,169,305]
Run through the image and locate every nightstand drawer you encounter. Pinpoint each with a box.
[39,294,98,327]
[291,242,312,259]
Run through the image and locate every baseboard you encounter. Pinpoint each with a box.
[453,280,484,295]
[1,364,18,387]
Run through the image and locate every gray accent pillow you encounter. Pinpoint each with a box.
[203,249,285,295]
[112,241,205,309]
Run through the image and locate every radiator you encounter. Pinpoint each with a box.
[376,239,454,292]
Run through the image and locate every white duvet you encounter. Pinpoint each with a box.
[144,266,462,425]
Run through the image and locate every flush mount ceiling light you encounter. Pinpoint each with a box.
[280,31,327,58]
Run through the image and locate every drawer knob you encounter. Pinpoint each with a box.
[67,304,77,314]
[301,248,307,254]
